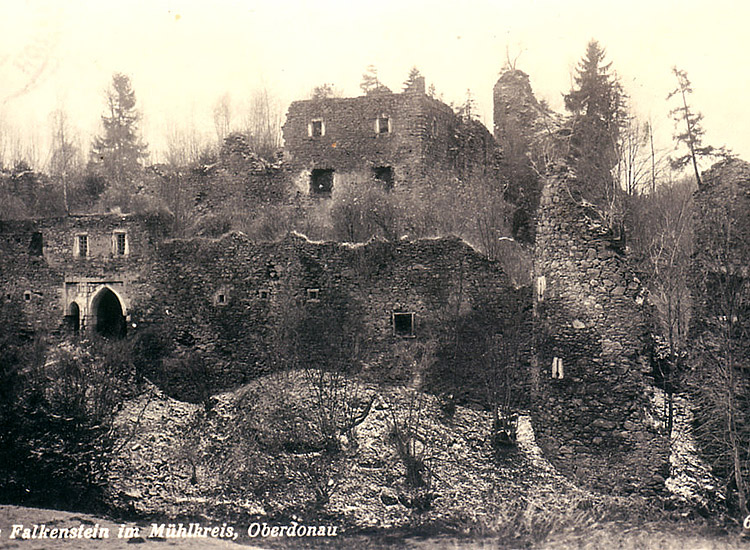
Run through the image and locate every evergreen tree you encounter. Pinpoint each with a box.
[402,66,423,91]
[90,73,148,189]
[667,67,730,186]
[360,65,391,95]
[564,40,626,203]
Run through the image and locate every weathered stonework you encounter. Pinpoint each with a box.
[1,214,523,399]
[282,86,496,197]
[532,161,668,495]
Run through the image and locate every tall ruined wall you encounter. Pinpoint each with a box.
[134,232,523,395]
[533,162,668,495]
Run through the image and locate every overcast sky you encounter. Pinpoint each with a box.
[1,0,748,169]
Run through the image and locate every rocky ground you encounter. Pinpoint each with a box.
[95,371,749,548]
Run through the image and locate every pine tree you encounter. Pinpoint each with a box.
[564,40,626,203]
[402,66,423,91]
[90,73,148,188]
[667,68,730,186]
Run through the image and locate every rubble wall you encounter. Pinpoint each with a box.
[532,162,668,495]
[283,91,495,195]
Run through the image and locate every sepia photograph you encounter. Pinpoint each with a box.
[1,0,749,548]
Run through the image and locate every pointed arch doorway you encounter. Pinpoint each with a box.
[91,287,126,337]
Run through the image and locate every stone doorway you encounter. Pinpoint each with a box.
[92,287,126,337]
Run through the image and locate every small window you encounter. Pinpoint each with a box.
[393,312,415,337]
[373,166,394,190]
[75,234,88,258]
[306,288,320,302]
[310,169,334,195]
[29,232,43,256]
[113,231,128,255]
[552,357,564,379]
[214,289,229,306]
[308,119,325,137]
[23,291,31,302]
[376,116,391,134]
[259,289,270,300]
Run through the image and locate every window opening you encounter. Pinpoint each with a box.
[309,119,325,137]
[76,234,88,257]
[552,357,564,379]
[393,312,415,337]
[29,232,43,256]
[114,232,127,255]
[259,289,270,300]
[373,166,394,190]
[24,291,31,302]
[376,116,391,134]
[310,169,334,195]
[306,288,320,302]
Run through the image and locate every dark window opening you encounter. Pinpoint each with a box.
[23,291,31,302]
[29,232,43,256]
[307,288,320,302]
[77,235,88,257]
[115,232,127,255]
[310,119,324,137]
[373,166,394,190]
[217,293,226,304]
[93,288,126,338]
[377,116,390,134]
[259,289,270,299]
[393,312,415,337]
[310,169,334,195]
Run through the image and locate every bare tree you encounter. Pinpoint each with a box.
[213,92,232,144]
[49,109,82,214]
[241,88,282,162]
[691,183,750,518]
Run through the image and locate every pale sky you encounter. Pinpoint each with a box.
[2,0,749,169]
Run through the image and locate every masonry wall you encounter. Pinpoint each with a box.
[282,90,496,196]
[0,214,169,335]
[133,232,522,396]
[532,162,668,496]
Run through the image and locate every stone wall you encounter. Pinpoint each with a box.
[1,215,524,399]
[282,89,496,197]
[133,232,522,394]
[0,214,169,335]
[532,161,668,495]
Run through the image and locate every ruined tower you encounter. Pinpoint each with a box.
[493,69,669,495]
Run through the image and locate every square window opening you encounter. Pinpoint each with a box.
[259,289,270,300]
[217,293,226,304]
[373,166,394,190]
[306,288,320,302]
[393,312,415,337]
[310,169,334,195]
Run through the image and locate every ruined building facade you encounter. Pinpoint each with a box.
[282,78,496,198]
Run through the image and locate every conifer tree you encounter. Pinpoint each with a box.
[564,40,626,203]
[667,67,730,186]
[90,73,148,188]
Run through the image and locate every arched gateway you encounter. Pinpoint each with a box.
[90,287,126,337]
